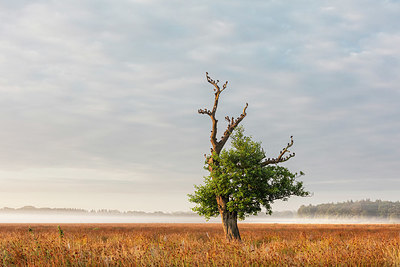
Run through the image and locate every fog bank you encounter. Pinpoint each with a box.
[0,214,399,224]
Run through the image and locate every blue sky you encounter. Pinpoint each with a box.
[0,0,399,212]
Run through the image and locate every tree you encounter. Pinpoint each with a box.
[188,73,309,241]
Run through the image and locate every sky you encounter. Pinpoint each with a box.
[0,0,399,213]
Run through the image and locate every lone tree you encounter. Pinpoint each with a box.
[189,73,309,241]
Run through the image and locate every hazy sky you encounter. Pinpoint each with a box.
[0,0,399,212]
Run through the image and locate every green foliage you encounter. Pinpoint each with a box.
[189,126,309,220]
[298,199,400,219]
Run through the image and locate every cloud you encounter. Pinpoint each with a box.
[0,0,399,211]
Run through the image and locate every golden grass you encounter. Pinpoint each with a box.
[0,223,399,266]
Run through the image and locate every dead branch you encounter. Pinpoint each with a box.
[216,103,248,152]
[199,72,247,154]
[261,136,295,166]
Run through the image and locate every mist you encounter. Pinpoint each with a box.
[1,213,398,224]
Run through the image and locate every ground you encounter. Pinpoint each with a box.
[0,223,399,265]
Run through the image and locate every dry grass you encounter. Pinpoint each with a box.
[0,223,399,266]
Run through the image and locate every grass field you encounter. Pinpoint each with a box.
[0,223,399,266]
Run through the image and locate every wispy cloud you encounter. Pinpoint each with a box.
[0,0,399,211]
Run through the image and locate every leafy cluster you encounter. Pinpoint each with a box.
[189,127,308,220]
[298,199,400,219]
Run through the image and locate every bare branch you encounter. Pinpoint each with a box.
[202,72,226,151]
[221,81,228,92]
[261,136,295,166]
[206,72,220,92]
[216,102,248,153]
[242,102,248,114]
[206,72,229,94]
[198,108,212,116]
[200,72,247,154]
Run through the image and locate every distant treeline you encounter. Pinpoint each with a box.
[0,206,197,217]
[0,206,296,218]
[298,199,400,219]
[3,200,399,219]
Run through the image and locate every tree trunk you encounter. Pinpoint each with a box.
[217,196,241,241]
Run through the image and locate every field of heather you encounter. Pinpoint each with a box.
[0,223,399,266]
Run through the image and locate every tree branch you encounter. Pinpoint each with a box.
[198,72,227,151]
[199,72,248,154]
[205,72,228,94]
[198,108,212,116]
[261,136,295,166]
[216,103,248,153]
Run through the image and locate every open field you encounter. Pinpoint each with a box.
[0,223,399,266]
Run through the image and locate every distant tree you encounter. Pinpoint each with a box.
[297,199,400,219]
[189,73,309,241]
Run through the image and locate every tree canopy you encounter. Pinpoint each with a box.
[189,127,309,220]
